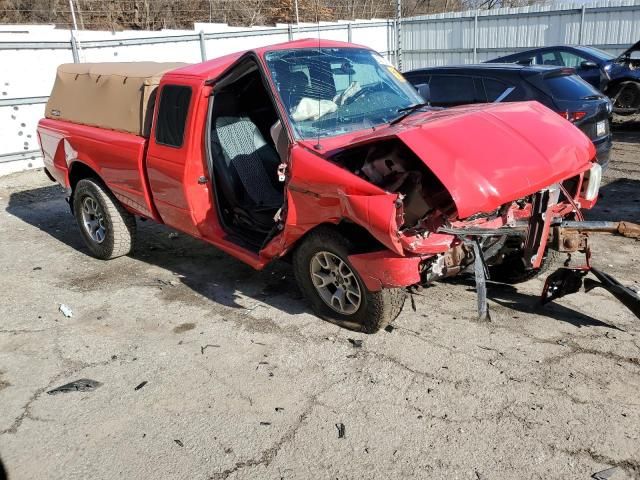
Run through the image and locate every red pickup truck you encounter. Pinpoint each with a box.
[38,38,609,332]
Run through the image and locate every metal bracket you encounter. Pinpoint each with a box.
[541,267,640,320]
[471,239,491,321]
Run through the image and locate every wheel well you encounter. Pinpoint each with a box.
[285,221,386,261]
[67,162,102,213]
[68,162,100,190]
[605,79,640,94]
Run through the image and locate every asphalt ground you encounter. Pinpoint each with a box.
[0,122,639,480]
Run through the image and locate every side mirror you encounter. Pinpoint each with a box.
[416,83,430,103]
[580,60,599,69]
[630,51,640,60]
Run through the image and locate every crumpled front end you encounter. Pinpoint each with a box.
[330,140,602,292]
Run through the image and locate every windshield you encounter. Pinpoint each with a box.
[577,46,615,61]
[264,47,422,139]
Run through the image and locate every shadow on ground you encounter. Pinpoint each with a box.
[6,184,308,317]
[612,114,640,139]
[442,276,623,330]
[586,178,640,223]
[5,169,638,329]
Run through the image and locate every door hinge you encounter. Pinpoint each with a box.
[277,163,287,182]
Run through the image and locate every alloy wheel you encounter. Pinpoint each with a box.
[80,195,107,243]
[309,251,362,315]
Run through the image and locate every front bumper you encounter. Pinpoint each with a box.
[347,251,424,291]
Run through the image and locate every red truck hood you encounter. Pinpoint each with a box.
[322,101,596,219]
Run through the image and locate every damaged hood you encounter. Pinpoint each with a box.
[616,39,640,61]
[391,101,595,218]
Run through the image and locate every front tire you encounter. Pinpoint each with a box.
[73,178,136,259]
[293,227,405,333]
[489,248,559,285]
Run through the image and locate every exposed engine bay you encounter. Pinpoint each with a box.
[330,139,456,227]
[326,136,640,322]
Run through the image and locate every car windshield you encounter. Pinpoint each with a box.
[264,47,422,139]
[577,46,615,61]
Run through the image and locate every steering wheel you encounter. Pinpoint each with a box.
[343,84,382,105]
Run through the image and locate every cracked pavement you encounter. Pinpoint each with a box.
[1,126,639,479]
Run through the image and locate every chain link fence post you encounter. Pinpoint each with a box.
[70,31,80,63]
[395,0,402,71]
[578,5,586,44]
[473,11,478,63]
[199,30,207,61]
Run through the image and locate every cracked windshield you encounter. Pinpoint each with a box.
[265,47,422,139]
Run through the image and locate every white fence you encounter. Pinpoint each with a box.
[401,0,640,69]
[0,20,395,175]
[2,0,640,175]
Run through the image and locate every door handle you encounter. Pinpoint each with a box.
[197,176,208,185]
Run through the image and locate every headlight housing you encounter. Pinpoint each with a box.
[581,163,602,201]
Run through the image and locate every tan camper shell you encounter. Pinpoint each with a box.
[45,62,187,136]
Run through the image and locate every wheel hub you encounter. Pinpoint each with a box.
[81,195,107,243]
[310,251,362,315]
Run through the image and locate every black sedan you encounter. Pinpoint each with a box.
[487,42,640,115]
[404,64,613,169]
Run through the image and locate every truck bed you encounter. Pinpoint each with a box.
[38,118,158,219]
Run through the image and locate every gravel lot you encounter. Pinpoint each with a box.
[1,123,639,480]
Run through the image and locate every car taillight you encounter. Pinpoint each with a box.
[560,111,587,122]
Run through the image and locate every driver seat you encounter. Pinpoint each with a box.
[210,92,283,232]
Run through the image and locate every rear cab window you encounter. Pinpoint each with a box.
[155,85,192,147]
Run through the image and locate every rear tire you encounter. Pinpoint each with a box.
[73,178,136,259]
[293,227,405,333]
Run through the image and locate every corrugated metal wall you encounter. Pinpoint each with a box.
[401,0,640,70]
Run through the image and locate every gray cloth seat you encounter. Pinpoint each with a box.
[215,116,283,208]
[209,92,283,231]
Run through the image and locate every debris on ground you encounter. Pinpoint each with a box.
[173,439,184,447]
[592,467,620,480]
[348,339,363,348]
[275,407,284,412]
[384,325,395,333]
[134,381,147,391]
[47,379,102,395]
[335,423,346,439]
[260,422,271,426]
[200,344,220,354]
[32,266,42,271]
[58,304,73,318]
[173,322,196,333]
[168,232,179,239]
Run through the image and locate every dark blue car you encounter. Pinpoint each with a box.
[404,64,613,169]
[487,41,640,115]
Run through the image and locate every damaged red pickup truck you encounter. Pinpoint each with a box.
[38,39,640,332]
